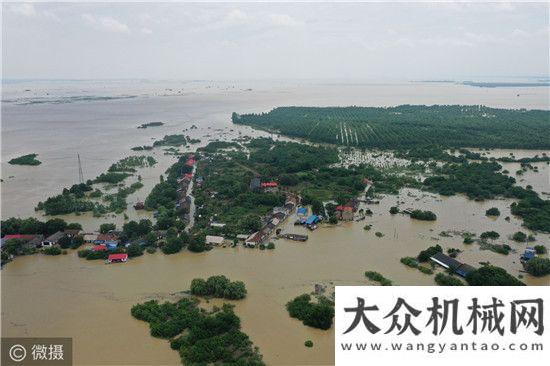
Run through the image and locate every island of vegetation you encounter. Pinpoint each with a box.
[137,121,164,128]
[35,155,155,216]
[409,209,437,221]
[8,153,42,166]
[190,275,247,300]
[364,271,392,286]
[286,294,334,330]
[131,297,263,365]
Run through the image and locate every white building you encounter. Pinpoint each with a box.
[205,235,225,245]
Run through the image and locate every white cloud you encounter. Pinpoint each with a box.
[82,13,95,24]
[224,9,249,24]
[492,2,515,12]
[11,3,37,17]
[100,17,130,34]
[512,28,530,38]
[268,13,304,28]
[141,27,153,35]
[82,14,130,34]
[10,3,61,21]
[42,10,60,22]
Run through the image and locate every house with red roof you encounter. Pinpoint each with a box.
[107,253,128,263]
[2,234,37,241]
[335,205,354,221]
[261,182,278,193]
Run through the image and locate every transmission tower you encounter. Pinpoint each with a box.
[77,153,84,183]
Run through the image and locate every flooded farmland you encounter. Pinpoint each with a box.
[2,80,549,365]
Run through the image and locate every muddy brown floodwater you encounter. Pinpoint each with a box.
[2,188,549,365]
[2,81,549,365]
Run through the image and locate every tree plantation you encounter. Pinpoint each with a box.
[233,105,550,149]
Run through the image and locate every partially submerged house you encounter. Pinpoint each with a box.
[105,241,118,250]
[95,233,119,244]
[245,231,265,248]
[2,234,37,242]
[83,233,99,243]
[296,207,308,217]
[430,252,475,278]
[206,235,225,246]
[26,235,45,249]
[92,244,107,251]
[335,205,354,221]
[107,253,128,263]
[1,234,44,252]
[42,231,66,247]
[304,215,320,230]
[521,247,536,261]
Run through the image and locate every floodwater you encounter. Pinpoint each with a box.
[469,148,550,196]
[1,80,549,365]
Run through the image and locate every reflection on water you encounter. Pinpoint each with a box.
[2,81,549,365]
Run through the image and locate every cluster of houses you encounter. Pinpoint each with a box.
[0,229,82,253]
[175,155,197,222]
[241,193,299,247]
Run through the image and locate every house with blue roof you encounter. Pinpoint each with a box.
[305,215,319,226]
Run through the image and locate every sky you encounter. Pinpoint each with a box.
[2,1,549,81]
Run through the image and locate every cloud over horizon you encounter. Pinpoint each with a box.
[2,2,548,80]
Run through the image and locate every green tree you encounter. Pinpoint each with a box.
[188,235,206,253]
[223,281,247,300]
[45,218,68,236]
[434,273,463,286]
[525,257,550,277]
[58,235,72,249]
[466,266,524,286]
[162,236,184,254]
[511,231,527,242]
[206,275,231,298]
[190,278,209,296]
[127,243,144,257]
[485,207,501,216]
[100,223,116,234]
[480,231,500,240]
[417,245,442,262]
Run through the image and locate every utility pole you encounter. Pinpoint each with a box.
[77,153,84,183]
